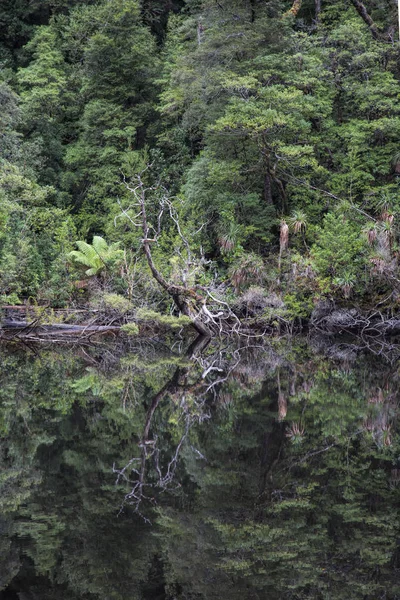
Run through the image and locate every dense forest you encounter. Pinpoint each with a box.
[1,0,400,331]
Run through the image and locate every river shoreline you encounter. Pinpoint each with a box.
[3,300,400,343]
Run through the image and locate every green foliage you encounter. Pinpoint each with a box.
[311,211,368,297]
[3,0,400,313]
[0,82,21,163]
[68,236,123,278]
[284,291,314,320]
[58,0,159,232]
[0,162,75,302]
[100,293,132,313]
[16,27,70,187]
[136,308,192,329]
[120,322,139,336]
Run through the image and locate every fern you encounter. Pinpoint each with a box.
[92,235,109,255]
[68,236,123,277]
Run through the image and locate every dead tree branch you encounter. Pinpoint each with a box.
[118,169,241,337]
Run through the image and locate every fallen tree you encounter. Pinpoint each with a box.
[0,320,121,343]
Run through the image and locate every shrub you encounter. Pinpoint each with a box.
[121,322,139,336]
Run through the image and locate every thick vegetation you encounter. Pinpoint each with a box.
[1,0,400,326]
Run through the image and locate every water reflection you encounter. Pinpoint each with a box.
[0,336,399,599]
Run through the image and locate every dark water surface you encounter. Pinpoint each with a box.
[0,336,399,599]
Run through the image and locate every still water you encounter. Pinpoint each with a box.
[0,335,399,599]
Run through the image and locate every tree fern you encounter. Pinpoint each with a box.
[68,236,123,277]
[92,236,109,255]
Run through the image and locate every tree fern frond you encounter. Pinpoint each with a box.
[77,241,104,271]
[75,240,102,265]
[68,236,122,277]
[92,236,109,255]
[68,242,103,274]
[67,250,96,269]
[108,241,121,251]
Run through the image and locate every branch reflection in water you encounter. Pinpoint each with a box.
[0,333,399,599]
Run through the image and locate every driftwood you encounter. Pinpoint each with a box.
[2,321,118,332]
[0,320,120,341]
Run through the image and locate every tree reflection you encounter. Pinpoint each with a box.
[0,336,399,599]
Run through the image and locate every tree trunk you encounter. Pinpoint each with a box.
[398,0,400,41]
[275,176,287,213]
[350,0,380,39]
[138,183,212,337]
[263,172,273,205]
[142,240,211,336]
[197,21,204,45]
[249,0,256,23]
[315,0,321,22]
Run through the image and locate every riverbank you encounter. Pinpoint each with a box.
[3,299,400,347]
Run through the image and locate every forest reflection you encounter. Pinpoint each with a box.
[0,335,399,599]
